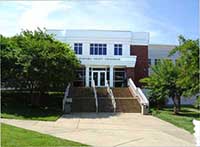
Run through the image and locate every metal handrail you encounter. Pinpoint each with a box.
[128,78,149,114]
[106,80,116,112]
[62,83,71,111]
[92,80,98,113]
[128,78,149,105]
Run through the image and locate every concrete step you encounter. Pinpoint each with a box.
[96,88,108,97]
[112,87,132,97]
[72,98,96,112]
[115,98,141,113]
[69,87,94,98]
[98,98,114,112]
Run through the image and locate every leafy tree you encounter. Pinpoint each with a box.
[1,28,80,105]
[141,59,184,114]
[169,35,199,96]
[0,35,23,88]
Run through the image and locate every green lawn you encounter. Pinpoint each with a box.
[151,106,200,133]
[1,91,63,121]
[1,105,62,121]
[1,123,88,147]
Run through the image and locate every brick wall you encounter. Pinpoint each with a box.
[125,67,135,81]
[130,45,148,87]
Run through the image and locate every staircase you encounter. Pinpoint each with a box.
[112,87,141,113]
[69,87,96,112]
[66,79,148,114]
[96,88,114,112]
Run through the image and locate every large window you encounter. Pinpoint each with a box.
[90,43,107,55]
[114,68,126,87]
[114,44,122,55]
[74,67,85,86]
[74,43,82,54]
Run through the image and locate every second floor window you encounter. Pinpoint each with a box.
[90,43,107,55]
[114,44,122,55]
[155,59,161,65]
[148,59,151,66]
[74,43,82,54]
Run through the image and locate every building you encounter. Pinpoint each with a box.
[47,29,197,113]
[47,29,150,88]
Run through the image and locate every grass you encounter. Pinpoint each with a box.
[151,106,200,133]
[1,104,62,121]
[1,91,63,121]
[1,123,88,147]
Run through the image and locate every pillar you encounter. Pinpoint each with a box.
[109,66,114,87]
[86,66,89,87]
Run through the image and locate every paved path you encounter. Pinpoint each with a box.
[1,113,195,146]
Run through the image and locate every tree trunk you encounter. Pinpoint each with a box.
[177,95,181,112]
[172,95,179,114]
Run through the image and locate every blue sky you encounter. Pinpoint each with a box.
[0,0,199,44]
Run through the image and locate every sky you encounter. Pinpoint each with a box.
[0,0,199,44]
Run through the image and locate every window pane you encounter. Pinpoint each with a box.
[119,48,122,55]
[95,47,98,55]
[103,48,107,55]
[114,48,117,55]
[90,47,93,55]
[79,48,82,54]
[99,47,102,55]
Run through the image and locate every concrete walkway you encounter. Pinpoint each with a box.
[1,113,195,146]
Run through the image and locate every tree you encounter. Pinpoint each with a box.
[1,28,80,105]
[140,59,184,114]
[169,35,199,96]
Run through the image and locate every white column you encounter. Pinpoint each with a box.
[109,66,114,87]
[86,66,89,87]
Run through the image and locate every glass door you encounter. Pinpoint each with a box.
[99,71,106,87]
[92,70,106,87]
[92,71,98,86]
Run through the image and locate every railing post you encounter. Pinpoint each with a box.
[106,80,116,113]
[63,83,71,113]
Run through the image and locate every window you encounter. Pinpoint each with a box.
[74,43,82,54]
[155,59,161,65]
[114,44,122,55]
[90,43,107,55]
[114,68,126,87]
[148,59,151,65]
[74,67,85,86]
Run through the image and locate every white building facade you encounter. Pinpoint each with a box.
[47,30,149,87]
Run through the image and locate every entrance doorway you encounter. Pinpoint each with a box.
[92,70,106,87]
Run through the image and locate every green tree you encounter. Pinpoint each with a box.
[141,59,184,114]
[1,28,80,105]
[169,35,199,96]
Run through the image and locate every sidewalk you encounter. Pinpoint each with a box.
[1,113,195,146]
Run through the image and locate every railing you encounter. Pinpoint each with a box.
[62,83,71,111]
[106,80,116,112]
[128,78,149,115]
[92,80,98,113]
[193,119,200,147]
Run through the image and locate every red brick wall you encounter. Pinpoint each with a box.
[125,67,135,81]
[130,45,148,87]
